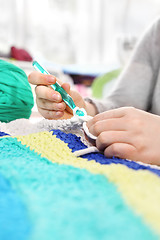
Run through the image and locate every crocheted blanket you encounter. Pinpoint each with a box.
[0,119,160,240]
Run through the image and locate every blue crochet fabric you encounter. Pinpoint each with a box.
[0,131,10,136]
[51,129,160,176]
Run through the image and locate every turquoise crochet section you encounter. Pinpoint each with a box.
[0,173,31,240]
[0,136,157,240]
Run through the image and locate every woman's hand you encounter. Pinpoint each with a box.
[28,71,87,119]
[87,107,160,165]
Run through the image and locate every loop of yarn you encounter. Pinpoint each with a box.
[0,59,34,122]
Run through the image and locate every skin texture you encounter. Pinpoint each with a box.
[28,72,160,165]
[28,72,96,119]
[87,107,160,165]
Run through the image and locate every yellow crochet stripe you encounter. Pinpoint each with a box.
[15,131,160,236]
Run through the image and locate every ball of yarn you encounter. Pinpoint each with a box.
[0,59,34,122]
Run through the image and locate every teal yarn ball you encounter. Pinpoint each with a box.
[0,60,34,122]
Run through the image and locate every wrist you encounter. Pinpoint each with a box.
[84,101,97,116]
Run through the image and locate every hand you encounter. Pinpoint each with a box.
[28,71,86,119]
[87,107,160,165]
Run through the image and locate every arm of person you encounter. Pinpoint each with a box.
[86,17,160,114]
[87,107,160,165]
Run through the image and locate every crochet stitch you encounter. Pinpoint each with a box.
[0,127,160,239]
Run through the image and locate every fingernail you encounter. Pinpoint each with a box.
[47,76,56,83]
[56,103,64,110]
[52,93,61,101]
[55,111,62,116]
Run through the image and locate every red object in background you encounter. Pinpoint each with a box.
[11,46,33,61]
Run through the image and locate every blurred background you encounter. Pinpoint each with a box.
[1,0,160,64]
[1,0,160,111]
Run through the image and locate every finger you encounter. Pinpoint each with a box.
[104,142,136,160]
[88,118,127,137]
[35,85,62,102]
[38,107,64,120]
[36,98,66,111]
[96,131,130,151]
[61,82,71,93]
[87,107,134,128]
[28,71,56,85]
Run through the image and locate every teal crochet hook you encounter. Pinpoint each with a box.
[32,60,86,117]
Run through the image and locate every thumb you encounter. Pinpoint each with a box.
[61,82,71,94]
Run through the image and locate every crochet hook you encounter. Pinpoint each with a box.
[32,60,87,117]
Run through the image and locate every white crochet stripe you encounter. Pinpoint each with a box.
[0,117,91,147]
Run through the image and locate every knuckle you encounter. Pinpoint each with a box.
[135,136,144,151]
[35,85,41,96]
[47,110,53,117]
[60,102,66,111]
[109,144,120,156]
[96,132,107,151]
[41,99,48,109]
[98,132,106,144]
[128,106,135,111]
[45,88,53,100]
[123,106,135,115]
[38,108,52,119]
[28,72,39,84]
[92,116,98,125]
[122,146,132,156]
[107,144,133,159]
[132,118,143,128]
[46,110,56,120]
[93,122,100,135]
[126,106,135,111]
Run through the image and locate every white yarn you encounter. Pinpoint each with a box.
[74,146,99,157]
[0,117,92,146]
[83,122,97,140]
